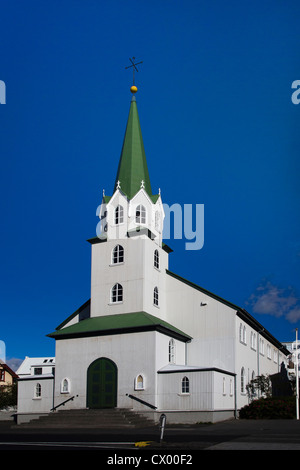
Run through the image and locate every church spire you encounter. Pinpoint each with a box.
[113,86,152,200]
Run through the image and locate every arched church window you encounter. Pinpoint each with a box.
[223,377,226,395]
[115,205,124,225]
[34,383,41,398]
[153,286,159,306]
[135,374,145,390]
[239,323,243,343]
[154,249,159,269]
[136,205,146,224]
[111,283,123,303]
[241,367,246,393]
[169,339,175,363]
[61,378,70,394]
[112,245,124,264]
[182,376,190,394]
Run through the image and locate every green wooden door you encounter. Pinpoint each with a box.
[87,358,117,408]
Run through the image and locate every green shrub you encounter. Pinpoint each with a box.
[239,396,296,419]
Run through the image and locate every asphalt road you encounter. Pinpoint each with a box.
[1,418,300,453]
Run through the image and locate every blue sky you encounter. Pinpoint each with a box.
[1,0,300,369]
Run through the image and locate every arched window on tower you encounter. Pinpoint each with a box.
[154,249,159,269]
[168,339,175,363]
[111,283,123,303]
[136,205,146,224]
[112,245,124,264]
[153,286,159,306]
[115,205,124,225]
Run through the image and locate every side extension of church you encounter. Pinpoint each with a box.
[17,86,289,424]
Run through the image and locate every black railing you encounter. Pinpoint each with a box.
[51,395,78,411]
[126,393,157,410]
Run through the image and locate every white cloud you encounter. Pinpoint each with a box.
[247,280,300,323]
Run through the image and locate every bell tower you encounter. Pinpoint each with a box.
[90,84,168,320]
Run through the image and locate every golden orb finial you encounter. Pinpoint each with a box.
[130,85,138,94]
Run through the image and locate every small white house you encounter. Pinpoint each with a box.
[17,357,55,377]
[17,357,55,423]
[16,87,290,424]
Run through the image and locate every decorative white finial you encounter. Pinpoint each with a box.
[116,180,121,189]
[140,180,145,189]
[159,188,161,195]
[103,189,105,197]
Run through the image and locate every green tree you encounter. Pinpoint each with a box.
[246,374,272,401]
[0,384,17,410]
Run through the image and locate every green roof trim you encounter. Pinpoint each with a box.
[114,98,152,199]
[87,236,107,245]
[47,311,192,342]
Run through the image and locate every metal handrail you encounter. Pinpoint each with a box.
[50,395,78,411]
[126,393,157,410]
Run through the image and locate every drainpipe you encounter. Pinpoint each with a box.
[185,341,190,365]
[52,371,55,412]
[234,374,237,419]
[257,329,264,399]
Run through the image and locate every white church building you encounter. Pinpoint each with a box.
[17,84,289,424]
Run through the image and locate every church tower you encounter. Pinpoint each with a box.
[89,85,168,320]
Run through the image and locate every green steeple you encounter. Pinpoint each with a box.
[114,94,152,199]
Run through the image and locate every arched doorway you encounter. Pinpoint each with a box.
[87,358,118,408]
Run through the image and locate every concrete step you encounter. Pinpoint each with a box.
[16,408,155,429]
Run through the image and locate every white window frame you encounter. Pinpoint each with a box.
[34,383,42,399]
[115,205,124,225]
[181,376,190,394]
[61,378,71,394]
[154,249,159,269]
[153,286,159,307]
[241,367,246,393]
[135,374,145,391]
[169,339,175,364]
[111,283,123,304]
[222,377,226,395]
[111,244,124,265]
[136,205,146,224]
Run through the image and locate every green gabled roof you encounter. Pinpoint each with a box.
[47,311,192,342]
[114,97,152,199]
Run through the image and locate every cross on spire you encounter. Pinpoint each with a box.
[125,57,143,86]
